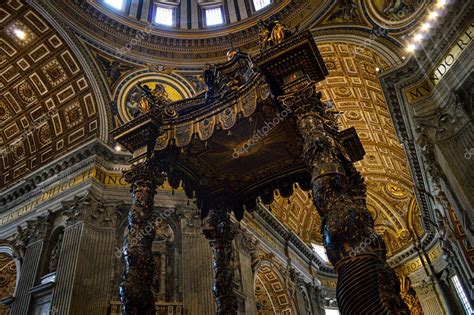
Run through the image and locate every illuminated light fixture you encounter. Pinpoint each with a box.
[114,144,122,152]
[421,22,431,31]
[402,56,406,60]
[413,33,424,42]
[406,43,417,53]
[13,28,26,40]
[428,11,439,20]
[437,0,447,8]
[375,67,380,72]
[104,0,124,10]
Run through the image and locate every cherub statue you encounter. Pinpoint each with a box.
[258,20,272,50]
[270,20,287,45]
[151,84,169,105]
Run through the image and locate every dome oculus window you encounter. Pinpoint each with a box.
[205,7,224,26]
[104,0,125,10]
[253,0,271,11]
[155,5,174,27]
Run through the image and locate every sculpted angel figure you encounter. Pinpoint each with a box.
[271,20,287,45]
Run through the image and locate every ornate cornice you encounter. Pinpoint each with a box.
[0,140,129,210]
[34,0,327,63]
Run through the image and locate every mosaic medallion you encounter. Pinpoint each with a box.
[362,0,431,30]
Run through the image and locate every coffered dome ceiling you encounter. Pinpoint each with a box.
[0,0,104,192]
[1,0,435,257]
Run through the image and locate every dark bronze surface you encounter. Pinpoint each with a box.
[119,160,165,315]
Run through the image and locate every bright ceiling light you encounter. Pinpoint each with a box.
[406,43,417,53]
[428,11,439,19]
[413,33,423,42]
[114,144,122,152]
[437,0,447,8]
[421,22,431,31]
[375,67,380,72]
[13,28,26,40]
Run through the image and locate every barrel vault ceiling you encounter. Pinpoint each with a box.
[0,0,434,258]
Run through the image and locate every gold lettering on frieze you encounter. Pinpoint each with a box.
[404,21,473,104]
[0,167,129,226]
[0,166,184,226]
[398,243,442,275]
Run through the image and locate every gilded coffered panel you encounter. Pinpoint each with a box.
[0,0,100,190]
[271,42,423,256]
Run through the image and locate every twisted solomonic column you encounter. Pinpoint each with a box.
[280,83,410,315]
[203,209,239,315]
[119,160,165,315]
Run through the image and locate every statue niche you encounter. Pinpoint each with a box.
[42,228,64,277]
[151,219,180,302]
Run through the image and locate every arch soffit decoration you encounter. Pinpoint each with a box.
[0,243,20,298]
[254,262,296,315]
